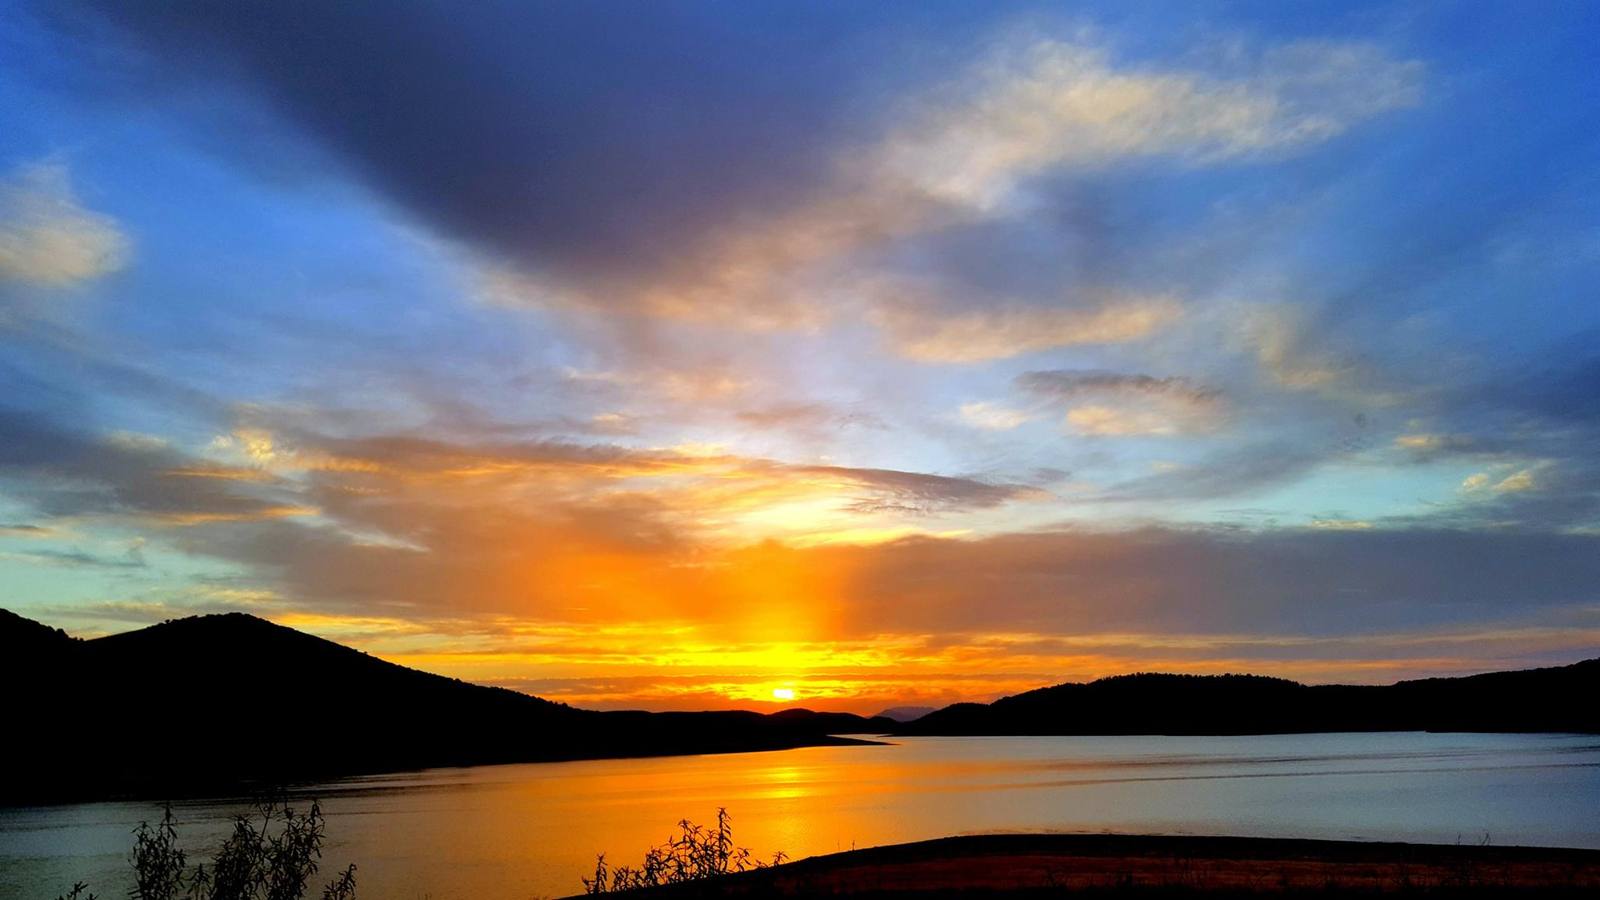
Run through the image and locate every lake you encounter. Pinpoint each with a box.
[4,732,1597,899]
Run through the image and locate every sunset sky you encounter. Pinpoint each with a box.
[2,2,1598,713]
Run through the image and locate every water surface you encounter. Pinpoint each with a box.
[4,732,1597,899]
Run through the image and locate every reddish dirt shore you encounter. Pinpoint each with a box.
[564,833,1600,897]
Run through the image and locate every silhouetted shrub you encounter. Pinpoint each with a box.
[59,800,355,900]
[583,808,786,894]
[319,865,356,900]
[130,806,187,899]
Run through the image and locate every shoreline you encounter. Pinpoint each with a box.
[562,833,1600,897]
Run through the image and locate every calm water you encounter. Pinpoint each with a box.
[4,732,1597,899]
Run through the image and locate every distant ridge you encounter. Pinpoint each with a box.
[875,705,936,723]
[897,664,1600,737]
[1,609,895,805]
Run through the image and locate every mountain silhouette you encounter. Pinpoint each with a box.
[875,705,937,723]
[10,608,1594,804]
[1,610,893,804]
[897,663,1600,736]
[0,606,75,661]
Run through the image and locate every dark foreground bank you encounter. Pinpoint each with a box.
[561,834,1600,898]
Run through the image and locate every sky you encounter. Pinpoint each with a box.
[2,1,1598,714]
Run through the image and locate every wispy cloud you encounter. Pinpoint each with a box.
[873,293,1180,363]
[1019,368,1227,436]
[1017,369,1222,404]
[958,402,1036,431]
[871,37,1421,211]
[0,162,130,286]
[1462,465,1543,495]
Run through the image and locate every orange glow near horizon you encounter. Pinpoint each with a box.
[263,603,1600,715]
[44,598,1600,716]
[86,418,1600,718]
[241,529,1600,716]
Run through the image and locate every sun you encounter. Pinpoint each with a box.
[771,687,796,702]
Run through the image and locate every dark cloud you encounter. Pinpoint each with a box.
[735,403,883,432]
[0,407,299,523]
[825,526,1600,638]
[0,546,144,570]
[1017,369,1222,405]
[784,464,1040,514]
[184,513,1600,645]
[1376,349,1600,528]
[38,2,980,295]
[283,431,1030,514]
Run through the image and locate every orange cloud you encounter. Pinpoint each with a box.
[16,408,1599,716]
[872,294,1180,363]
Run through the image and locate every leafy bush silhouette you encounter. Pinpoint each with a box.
[583,808,786,894]
[130,805,186,899]
[60,799,356,900]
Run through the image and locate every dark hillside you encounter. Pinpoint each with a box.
[900,661,1600,736]
[0,605,77,662]
[2,610,890,804]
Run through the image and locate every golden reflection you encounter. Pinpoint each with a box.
[756,764,812,801]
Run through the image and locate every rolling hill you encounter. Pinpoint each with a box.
[896,662,1600,736]
[1,609,893,804]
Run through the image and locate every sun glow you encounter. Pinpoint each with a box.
[771,687,796,701]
